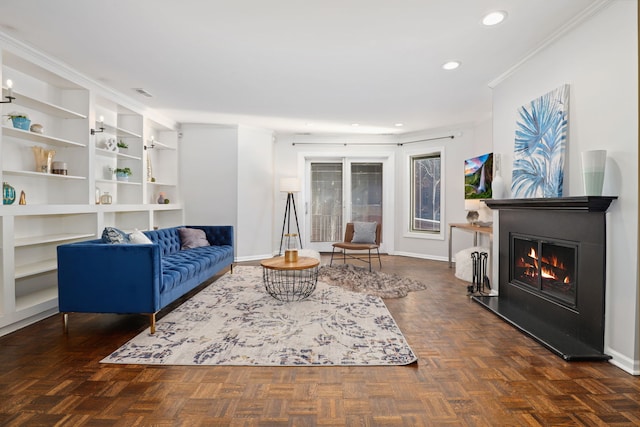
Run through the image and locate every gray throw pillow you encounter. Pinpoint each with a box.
[352,221,377,244]
[179,227,210,249]
[101,227,129,244]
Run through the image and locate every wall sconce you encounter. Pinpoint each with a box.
[1,79,15,104]
[91,115,105,135]
[144,136,155,150]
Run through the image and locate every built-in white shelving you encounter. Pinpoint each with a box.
[0,44,183,337]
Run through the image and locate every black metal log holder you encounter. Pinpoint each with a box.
[468,251,490,295]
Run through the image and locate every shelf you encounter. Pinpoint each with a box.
[148,181,177,187]
[99,123,142,139]
[15,259,57,279]
[2,125,87,148]
[2,88,88,119]
[3,170,86,180]
[0,204,96,215]
[95,148,141,161]
[14,232,95,247]
[147,139,176,150]
[15,287,58,312]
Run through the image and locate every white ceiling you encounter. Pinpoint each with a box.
[0,0,602,135]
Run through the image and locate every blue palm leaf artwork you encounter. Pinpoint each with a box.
[511,84,569,198]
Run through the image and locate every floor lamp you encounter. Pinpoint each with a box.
[279,177,303,256]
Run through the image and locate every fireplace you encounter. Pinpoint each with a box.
[512,235,577,308]
[477,197,616,361]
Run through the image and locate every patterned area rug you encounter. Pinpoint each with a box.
[101,266,417,366]
[318,264,427,298]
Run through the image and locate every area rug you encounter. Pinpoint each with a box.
[318,264,427,298]
[101,266,417,366]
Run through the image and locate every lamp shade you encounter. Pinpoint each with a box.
[280,177,301,193]
[464,199,482,211]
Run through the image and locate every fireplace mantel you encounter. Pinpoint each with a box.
[473,195,615,361]
[484,196,617,212]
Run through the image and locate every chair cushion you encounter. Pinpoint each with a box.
[352,221,377,243]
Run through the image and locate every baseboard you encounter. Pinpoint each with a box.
[235,253,274,263]
[392,250,448,262]
[605,347,640,375]
[0,308,58,338]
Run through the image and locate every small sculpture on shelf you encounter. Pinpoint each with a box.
[18,190,26,205]
[3,182,16,205]
[157,192,169,204]
[30,123,44,134]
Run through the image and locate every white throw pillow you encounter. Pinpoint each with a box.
[128,229,153,244]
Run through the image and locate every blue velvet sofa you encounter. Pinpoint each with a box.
[57,225,234,333]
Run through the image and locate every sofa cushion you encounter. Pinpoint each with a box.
[179,227,210,249]
[160,246,230,293]
[102,227,129,244]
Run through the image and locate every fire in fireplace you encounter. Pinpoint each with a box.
[512,235,577,307]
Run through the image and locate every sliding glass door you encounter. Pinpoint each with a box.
[305,159,383,252]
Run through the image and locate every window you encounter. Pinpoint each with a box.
[411,153,441,232]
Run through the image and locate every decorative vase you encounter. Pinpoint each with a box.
[11,117,31,130]
[3,182,16,205]
[32,146,56,173]
[581,150,607,196]
[284,233,299,262]
[100,192,112,205]
[492,154,506,199]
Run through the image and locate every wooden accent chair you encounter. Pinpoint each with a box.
[330,222,382,271]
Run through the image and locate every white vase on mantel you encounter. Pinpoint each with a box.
[492,154,506,199]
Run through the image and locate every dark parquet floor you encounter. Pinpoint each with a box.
[0,255,639,426]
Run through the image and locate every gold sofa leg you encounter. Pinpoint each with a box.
[149,313,156,334]
[62,313,68,334]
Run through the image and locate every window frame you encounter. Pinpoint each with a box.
[404,146,445,241]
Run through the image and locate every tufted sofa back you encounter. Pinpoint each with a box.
[144,227,182,256]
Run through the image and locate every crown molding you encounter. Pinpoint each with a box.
[488,0,613,89]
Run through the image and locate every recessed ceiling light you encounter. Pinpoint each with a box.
[351,123,360,127]
[482,11,507,26]
[395,123,404,127]
[442,61,461,71]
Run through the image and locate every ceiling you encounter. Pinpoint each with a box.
[0,0,602,135]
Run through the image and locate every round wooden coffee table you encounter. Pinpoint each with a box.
[260,256,320,301]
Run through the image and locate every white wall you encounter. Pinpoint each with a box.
[237,126,274,260]
[273,124,492,261]
[179,124,274,261]
[491,1,638,374]
[180,124,239,227]
[394,124,493,260]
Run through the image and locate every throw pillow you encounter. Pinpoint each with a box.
[179,227,210,249]
[101,227,129,244]
[128,229,153,244]
[352,221,377,244]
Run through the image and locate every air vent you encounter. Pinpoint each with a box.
[133,88,153,98]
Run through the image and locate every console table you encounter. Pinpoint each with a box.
[448,223,493,268]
